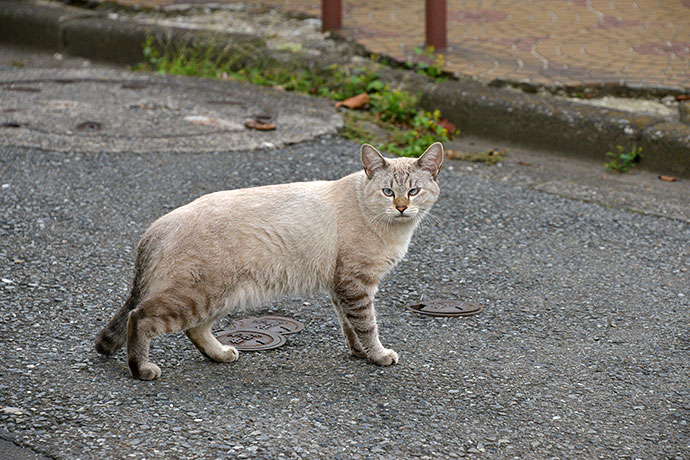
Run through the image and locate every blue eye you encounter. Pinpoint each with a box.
[382,188,394,197]
[409,187,420,196]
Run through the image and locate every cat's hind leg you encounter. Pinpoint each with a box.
[186,321,239,363]
[126,290,207,380]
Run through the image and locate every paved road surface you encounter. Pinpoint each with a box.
[2,135,689,458]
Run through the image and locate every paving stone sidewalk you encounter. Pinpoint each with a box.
[111,0,690,91]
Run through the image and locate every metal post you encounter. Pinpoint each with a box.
[322,0,342,32]
[425,0,447,49]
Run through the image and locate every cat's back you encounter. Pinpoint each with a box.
[189,179,336,226]
[144,180,343,285]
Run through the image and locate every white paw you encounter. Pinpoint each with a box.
[220,345,239,362]
[136,362,162,381]
[370,348,399,366]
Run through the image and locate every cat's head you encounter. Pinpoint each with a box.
[360,143,443,224]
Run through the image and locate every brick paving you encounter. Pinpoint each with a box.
[114,0,690,90]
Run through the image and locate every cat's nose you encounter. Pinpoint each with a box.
[396,205,407,214]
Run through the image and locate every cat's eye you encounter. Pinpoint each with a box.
[408,187,420,196]
[382,188,394,197]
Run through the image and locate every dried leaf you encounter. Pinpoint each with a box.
[244,119,276,131]
[438,118,456,133]
[335,92,371,110]
[659,175,678,182]
[444,149,461,159]
[675,94,690,101]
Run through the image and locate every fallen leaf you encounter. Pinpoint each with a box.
[438,118,456,133]
[335,92,370,110]
[244,119,276,131]
[659,175,678,182]
[444,149,461,159]
[675,94,690,101]
[518,161,532,166]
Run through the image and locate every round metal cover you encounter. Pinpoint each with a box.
[215,329,286,351]
[228,316,305,335]
[0,69,342,154]
[407,300,484,317]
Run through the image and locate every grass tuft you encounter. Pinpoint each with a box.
[604,145,642,173]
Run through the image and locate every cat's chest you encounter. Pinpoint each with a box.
[372,229,414,270]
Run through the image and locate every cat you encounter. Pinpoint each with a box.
[95,142,443,380]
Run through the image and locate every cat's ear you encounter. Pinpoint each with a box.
[416,142,444,178]
[361,144,389,179]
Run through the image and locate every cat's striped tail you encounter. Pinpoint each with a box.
[94,290,139,355]
[95,235,153,356]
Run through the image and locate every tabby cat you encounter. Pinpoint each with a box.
[95,143,443,380]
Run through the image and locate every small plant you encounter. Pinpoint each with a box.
[335,68,383,100]
[446,149,507,165]
[404,46,446,79]
[134,36,260,79]
[370,90,418,124]
[383,109,457,157]
[605,145,642,172]
[342,111,380,144]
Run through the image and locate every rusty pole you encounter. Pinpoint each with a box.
[425,0,447,49]
[322,0,342,32]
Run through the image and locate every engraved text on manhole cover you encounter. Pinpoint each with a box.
[407,300,484,317]
[215,329,286,351]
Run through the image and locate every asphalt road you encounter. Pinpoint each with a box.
[1,134,688,459]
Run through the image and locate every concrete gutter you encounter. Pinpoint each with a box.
[1,0,688,177]
[418,78,690,178]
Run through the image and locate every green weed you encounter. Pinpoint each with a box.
[404,46,446,79]
[446,149,507,165]
[136,37,457,157]
[604,145,642,172]
[385,109,456,157]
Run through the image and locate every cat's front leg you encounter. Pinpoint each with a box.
[332,302,367,359]
[332,289,398,366]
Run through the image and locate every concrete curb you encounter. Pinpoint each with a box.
[1,0,688,177]
[418,78,690,178]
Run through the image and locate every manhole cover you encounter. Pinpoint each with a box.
[228,316,305,335]
[215,329,286,351]
[407,300,484,317]
[0,69,342,153]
